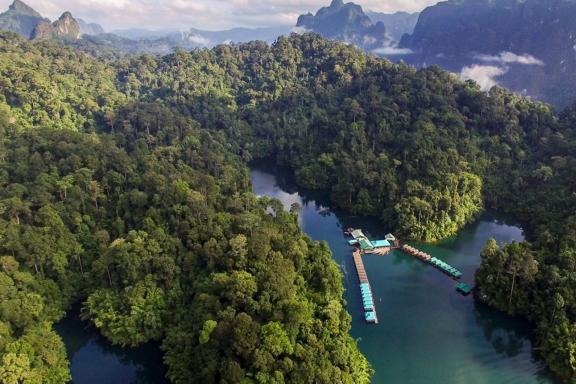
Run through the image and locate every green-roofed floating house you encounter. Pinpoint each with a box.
[456,282,473,295]
[365,311,377,323]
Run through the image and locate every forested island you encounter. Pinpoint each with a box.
[0,31,575,382]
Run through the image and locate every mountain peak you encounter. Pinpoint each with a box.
[1,0,44,38]
[296,0,388,50]
[8,0,41,17]
[59,11,73,19]
[31,10,81,40]
[53,11,81,38]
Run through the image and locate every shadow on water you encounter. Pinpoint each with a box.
[472,300,555,381]
[473,301,528,358]
[54,304,167,384]
[249,161,559,384]
[251,160,385,231]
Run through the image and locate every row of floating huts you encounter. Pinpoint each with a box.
[360,283,377,323]
[401,244,473,294]
[352,250,378,323]
[401,244,463,279]
[347,229,474,324]
[348,230,398,324]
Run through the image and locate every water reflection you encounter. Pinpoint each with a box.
[250,161,559,384]
[474,301,527,358]
[55,305,167,384]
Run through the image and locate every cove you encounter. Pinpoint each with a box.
[250,163,558,384]
[54,304,167,384]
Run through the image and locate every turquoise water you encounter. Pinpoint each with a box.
[54,165,557,384]
[54,305,167,384]
[250,165,557,384]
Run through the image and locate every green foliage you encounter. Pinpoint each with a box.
[395,173,482,241]
[0,257,69,383]
[476,240,538,315]
[199,320,217,345]
[84,275,167,346]
[0,32,125,131]
[1,29,576,383]
[473,100,576,381]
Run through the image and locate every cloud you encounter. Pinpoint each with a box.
[187,34,210,46]
[475,51,545,66]
[460,65,506,90]
[0,0,438,30]
[290,26,310,34]
[372,46,413,55]
[460,51,544,90]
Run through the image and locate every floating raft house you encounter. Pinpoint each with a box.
[456,282,473,295]
[372,240,391,248]
[385,233,396,242]
[358,238,375,251]
[347,230,393,254]
[430,257,462,279]
[364,311,377,323]
[361,283,374,310]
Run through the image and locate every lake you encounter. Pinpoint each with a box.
[55,164,557,384]
[54,305,167,384]
[250,164,557,384]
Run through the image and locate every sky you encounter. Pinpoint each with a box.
[0,0,435,31]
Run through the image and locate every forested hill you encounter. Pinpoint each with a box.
[0,33,371,383]
[0,31,575,382]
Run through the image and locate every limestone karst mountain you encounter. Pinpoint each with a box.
[296,0,390,50]
[0,0,45,39]
[32,11,81,40]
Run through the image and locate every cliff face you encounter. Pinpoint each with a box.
[402,0,576,62]
[53,12,81,39]
[366,11,419,41]
[0,0,45,39]
[296,0,390,50]
[78,19,105,35]
[32,11,81,40]
[397,0,576,108]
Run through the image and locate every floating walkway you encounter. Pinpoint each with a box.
[352,250,378,324]
[347,230,474,324]
[348,231,399,323]
[353,250,368,283]
[401,244,463,279]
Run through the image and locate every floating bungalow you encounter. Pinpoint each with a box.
[385,233,399,247]
[347,230,395,255]
[364,311,377,323]
[456,282,473,295]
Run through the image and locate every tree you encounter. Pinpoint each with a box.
[199,320,217,345]
[506,242,538,308]
[552,293,565,322]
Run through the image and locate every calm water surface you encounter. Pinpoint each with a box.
[55,164,558,384]
[54,305,167,384]
[250,165,557,384]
